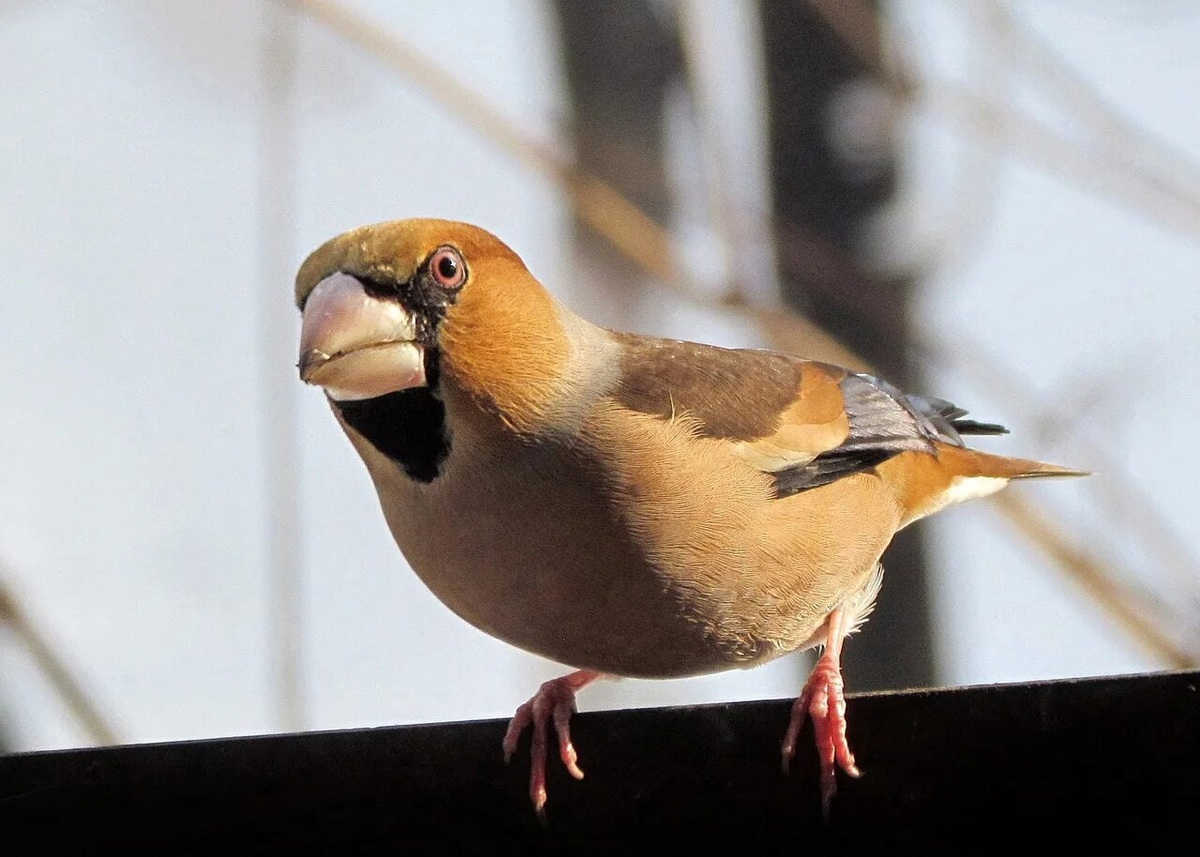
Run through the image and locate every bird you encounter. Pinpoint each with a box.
[295,218,1084,819]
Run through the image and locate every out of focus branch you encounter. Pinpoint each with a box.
[987,0,1200,198]
[0,571,119,746]
[284,0,670,284]
[921,84,1200,241]
[282,0,1197,668]
[990,493,1195,669]
[921,335,1200,608]
[805,0,1200,242]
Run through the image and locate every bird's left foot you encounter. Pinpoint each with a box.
[781,649,861,818]
[503,669,601,821]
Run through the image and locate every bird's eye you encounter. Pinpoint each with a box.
[429,247,466,289]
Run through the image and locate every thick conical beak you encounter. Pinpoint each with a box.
[298,272,426,401]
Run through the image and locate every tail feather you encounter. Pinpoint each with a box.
[939,444,1090,480]
[891,444,1088,528]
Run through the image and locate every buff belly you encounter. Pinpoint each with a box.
[359,434,820,678]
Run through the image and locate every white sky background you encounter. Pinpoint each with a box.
[0,1,1196,752]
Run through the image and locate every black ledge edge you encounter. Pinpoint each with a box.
[1,670,1196,854]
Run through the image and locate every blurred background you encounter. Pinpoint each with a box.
[2,0,1198,754]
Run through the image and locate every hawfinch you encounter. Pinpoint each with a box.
[295,219,1082,818]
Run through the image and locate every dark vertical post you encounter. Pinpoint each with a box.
[759,2,934,690]
[551,0,682,320]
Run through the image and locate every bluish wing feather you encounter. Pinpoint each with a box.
[771,372,1006,498]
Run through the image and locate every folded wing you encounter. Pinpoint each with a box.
[610,334,1011,498]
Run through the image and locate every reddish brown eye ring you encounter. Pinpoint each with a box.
[429,247,466,289]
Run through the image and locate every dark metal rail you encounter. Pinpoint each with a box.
[2,670,1195,851]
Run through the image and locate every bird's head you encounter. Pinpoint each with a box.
[296,219,578,437]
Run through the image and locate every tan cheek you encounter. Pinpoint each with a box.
[437,283,572,430]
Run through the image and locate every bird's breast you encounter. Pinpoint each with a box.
[357,427,735,677]
[341,401,893,678]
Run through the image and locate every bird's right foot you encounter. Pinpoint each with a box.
[781,606,862,819]
[502,668,601,820]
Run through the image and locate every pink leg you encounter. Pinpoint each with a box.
[781,607,861,818]
[502,669,601,820]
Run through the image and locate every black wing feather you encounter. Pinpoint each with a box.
[772,449,894,497]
